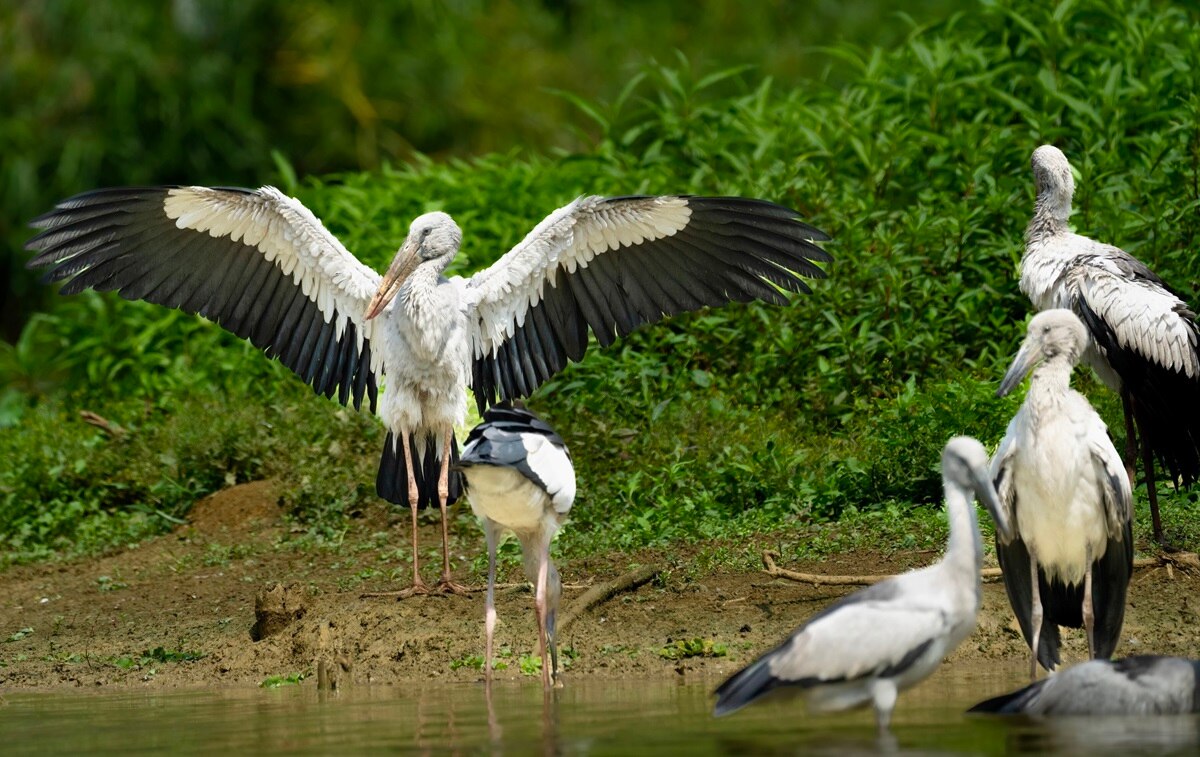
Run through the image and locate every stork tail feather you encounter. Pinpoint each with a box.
[376,432,463,509]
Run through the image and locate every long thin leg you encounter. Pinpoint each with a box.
[484,520,499,686]
[870,679,897,734]
[398,430,431,598]
[1082,551,1096,657]
[1029,556,1043,681]
[1140,421,1166,546]
[1126,391,1169,547]
[436,427,470,594]
[535,544,551,690]
[1121,390,1138,488]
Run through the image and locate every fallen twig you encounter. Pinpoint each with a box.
[80,410,126,438]
[761,551,1181,587]
[558,565,659,635]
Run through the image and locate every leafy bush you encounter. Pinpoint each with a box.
[4,0,1199,559]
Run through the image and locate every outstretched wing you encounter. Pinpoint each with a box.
[26,186,382,411]
[463,195,831,411]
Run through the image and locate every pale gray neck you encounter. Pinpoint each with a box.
[1026,190,1071,245]
[943,481,982,576]
[400,264,444,316]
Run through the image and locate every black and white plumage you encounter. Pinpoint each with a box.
[713,437,1013,732]
[992,309,1134,676]
[25,186,830,595]
[1020,144,1200,544]
[970,656,1200,716]
[456,403,574,690]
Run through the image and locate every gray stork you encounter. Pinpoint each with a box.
[992,309,1134,677]
[1020,144,1200,545]
[969,656,1200,716]
[456,403,573,690]
[713,436,1013,732]
[25,187,830,596]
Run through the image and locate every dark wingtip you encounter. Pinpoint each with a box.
[712,655,781,717]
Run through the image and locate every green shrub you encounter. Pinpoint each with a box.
[4,0,1199,559]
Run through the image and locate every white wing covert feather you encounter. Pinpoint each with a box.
[769,596,946,683]
[461,194,831,411]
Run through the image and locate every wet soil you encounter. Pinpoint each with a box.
[2,481,1199,690]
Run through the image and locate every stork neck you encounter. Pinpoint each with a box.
[1027,191,1070,244]
[1029,359,1074,396]
[943,482,982,576]
[399,263,443,316]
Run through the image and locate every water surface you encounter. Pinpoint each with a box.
[3,673,1198,755]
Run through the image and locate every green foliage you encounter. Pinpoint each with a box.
[260,671,307,688]
[658,638,728,660]
[4,0,1200,560]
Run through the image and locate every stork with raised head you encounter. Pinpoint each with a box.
[992,309,1134,678]
[713,436,1013,733]
[25,187,831,596]
[456,403,573,690]
[1020,144,1200,545]
[970,656,1200,716]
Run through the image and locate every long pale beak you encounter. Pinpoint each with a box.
[971,465,1013,543]
[996,340,1040,397]
[364,239,421,320]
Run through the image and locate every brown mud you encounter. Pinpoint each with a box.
[2,481,1199,690]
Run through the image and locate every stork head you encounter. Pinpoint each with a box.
[997,309,1088,396]
[364,211,463,320]
[942,436,1013,542]
[1031,145,1075,221]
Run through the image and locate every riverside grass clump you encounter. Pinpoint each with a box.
[4,0,1200,563]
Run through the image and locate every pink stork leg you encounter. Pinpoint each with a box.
[535,543,551,690]
[398,430,432,598]
[484,520,499,686]
[437,427,470,594]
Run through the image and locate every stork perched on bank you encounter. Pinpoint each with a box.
[970,656,1200,716]
[457,403,574,690]
[992,309,1133,677]
[1020,144,1200,545]
[26,186,830,595]
[713,437,1013,733]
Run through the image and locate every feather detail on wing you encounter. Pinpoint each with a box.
[1086,416,1133,536]
[767,596,944,685]
[463,195,831,411]
[1067,256,1200,379]
[26,186,383,411]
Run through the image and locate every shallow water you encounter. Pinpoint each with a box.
[3,674,1198,755]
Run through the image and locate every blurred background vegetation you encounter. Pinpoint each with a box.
[3,0,1200,569]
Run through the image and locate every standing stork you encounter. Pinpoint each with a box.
[992,309,1134,678]
[26,186,830,596]
[713,436,1013,733]
[1020,144,1200,545]
[456,403,574,690]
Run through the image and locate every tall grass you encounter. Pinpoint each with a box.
[4,0,1200,561]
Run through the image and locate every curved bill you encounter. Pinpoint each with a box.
[364,239,420,320]
[970,463,1013,543]
[996,340,1040,398]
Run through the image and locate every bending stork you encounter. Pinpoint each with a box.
[970,656,1200,716]
[26,186,830,595]
[992,309,1134,677]
[1021,144,1200,545]
[457,403,574,690]
[713,437,1013,733]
